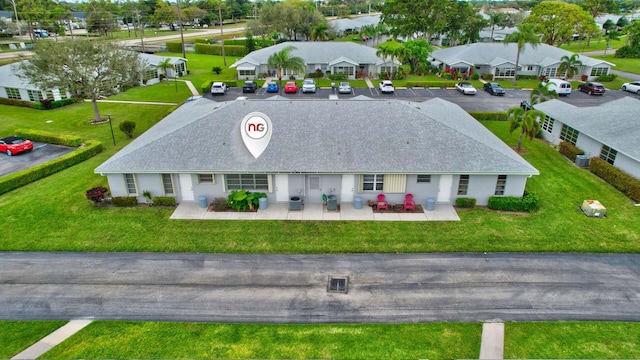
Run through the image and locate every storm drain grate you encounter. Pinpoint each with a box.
[328,276,349,294]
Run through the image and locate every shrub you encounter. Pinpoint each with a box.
[112,196,138,207]
[194,43,247,57]
[455,197,476,208]
[615,45,640,58]
[15,129,83,147]
[488,191,540,212]
[595,73,617,82]
[86,186,109,205]
[471,72,480,80]
[0,97,35,108]
[201,80,213,93]
[482,73,493,81]
[516,74,539,80]
[119,120,136,138]
[226,190,266,211]
[558,141,584,162]
[328,73,348,80]
[211,197,228,211]
[152,196,177,206]
[589,157,640,203]
[468,112,508,121]
[0,140,103,195]
[165,41,183,53]
[405,81,457,88]
[212,66,222,74]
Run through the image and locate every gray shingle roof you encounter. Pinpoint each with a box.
[95,97,538,175]
[534,97,640,161]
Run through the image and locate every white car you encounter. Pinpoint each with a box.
[379,80,394,93]
[621,81,640,95]
[455,82,477,95]
[210,82,227,95]
[301,78,316,93]
[338,82,352,94]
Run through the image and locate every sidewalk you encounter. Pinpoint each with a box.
[11,320,92,359]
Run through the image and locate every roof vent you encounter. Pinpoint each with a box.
[327,276,349,294]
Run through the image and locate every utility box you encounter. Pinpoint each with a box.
[327,195,338,211]
[289,196,302,210]
[581,200,606,218]
[575,155,590,168]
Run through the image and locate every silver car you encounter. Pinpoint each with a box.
[338,82,352,94]
[302,78,316,93]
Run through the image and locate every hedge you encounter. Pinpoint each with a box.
[455,197,476,208]
[165,41,183,53]
[405,81,458,88]
[558,141,584,162]
[468,112,508,121]
[0,140,103,195]
[589,157,640,203]
[152,196,177,206]
[194,43,247,57]
[112,196,138,207]
[0,97,34,108]
[15,128,83,147]
[488,191,540,212]
[32,98,79,110]
[201,80,213,94]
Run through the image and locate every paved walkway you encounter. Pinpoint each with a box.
[480,322,505,359]
[11,319,92,359]
[170,201,460,221]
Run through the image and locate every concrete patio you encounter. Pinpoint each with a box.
[170,202,460,221]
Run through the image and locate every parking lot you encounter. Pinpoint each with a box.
[206,84,639,112]
[0,142,74,177]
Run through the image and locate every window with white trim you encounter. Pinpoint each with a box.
[225,174,269,191]
[239,69,255,76]
[600,145,617,165]
[27,90,43,102]
[540,67,558,78]
[457,175,469,195]
[590,67,608,76]
[494,67,515,77]
[417,175,431,183]
[161,174,174,195]
[541,115,554,133]
[495,175,507,195]
[362,174,384,191]
[560,124,579,145]
[334,66,354,75]
[124,174,137,195]
[197,174,214,183]
[58,88,67,99]
[6,88,21,100]
[45,90,55,100]
[526,65,534,71]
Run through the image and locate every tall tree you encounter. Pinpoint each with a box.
[381,0,449,40]
[558,54,583,80]
[580,0,618,45]
[503,23,540,86]
[376,39,402,79]
[17,40,144,123]
[489,12,507,41]
[530,82,559,104]
[311,22,329,41]
[507,107,544,152]
[266,45,305,92]
[525,2,595,47]
[397,39,432,74]
[156,58,172,84]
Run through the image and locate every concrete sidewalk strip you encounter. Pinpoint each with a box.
[12,319,93,360]
[479,322,504,360]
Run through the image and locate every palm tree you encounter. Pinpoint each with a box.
[156,58,172,84]
[376,40,402,79]
[530,82,559,105]
[267,46,306,92]
[503,23,540,86]
[311,23,329,41]
[507,106,544,152]
[557,54,583,80]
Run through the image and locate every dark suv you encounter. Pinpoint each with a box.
[483,82,506,96]
[242,80,258,93]
[578,81,606,95]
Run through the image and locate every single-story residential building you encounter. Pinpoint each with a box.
[0,53,186,102]
[230,41,399,80]
[328,14,381,36]
[430,43,614,81]
[94,97,539,208]
[533,97,640,180]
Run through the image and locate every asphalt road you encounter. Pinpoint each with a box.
[0,142,74,177]
[2,252,639,323]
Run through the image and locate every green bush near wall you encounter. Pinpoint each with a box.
[0,97,34,108]
[152,196,177,206]
[558,141,585,162]
[112,196,138,207]
[32,98,79,110]
[468,112,508,121]
[194,43,247,57]
[488,191,540,212]
[201,80,213,94]
[405,81,458,88]
[589,157,640,203]
[0,140,103,195]
[15,129,83,147]
[455,198,476,208]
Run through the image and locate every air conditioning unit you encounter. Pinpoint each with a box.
[575,155,590,168]
[581,200,606,218]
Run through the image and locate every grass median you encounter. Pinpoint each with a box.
[0,321,67,358]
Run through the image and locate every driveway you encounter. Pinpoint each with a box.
[0,142,74,177]
[1,252,638,323]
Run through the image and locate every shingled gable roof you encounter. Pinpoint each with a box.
[534,97,640,161]
[95,97,538,176]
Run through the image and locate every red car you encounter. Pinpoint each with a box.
[284,81,298,93]
[0,136,33,156]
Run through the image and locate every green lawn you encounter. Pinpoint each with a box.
[42,322,481,359]
[505,322,640,358]
[107,79,194,102]
[0,321,67,358]
[560,36,627,53]
[594,54,640,74]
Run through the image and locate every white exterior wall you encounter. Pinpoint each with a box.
[614,153,640,180]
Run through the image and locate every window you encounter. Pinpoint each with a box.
[198,174,214,183]
[494,67,515,77]
[225,174,269,191]
[6,88,21,100]
[161,174,174,195]
[144,69,157,81]
[58,88,67,99]
[362,174,384,191]
[333,66,354,76]
[540,67,558,78]
[27,90,43,102]
[417,175,431,183]
[590,67,608,77]
[526,65,534,71]
[175,62,185,74]
[124,174,137,195]
[600,145,617,165]
[495,175,507,195]
[560,124,579,145]
[457,175,469,195]
[239,69,255,77]
[45,90,55,101]
[379,66,393,74]
[541,115,555,133]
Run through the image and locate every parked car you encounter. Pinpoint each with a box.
[483,82,505,96]
[284,81,298,93]
[379,80,394,93]
[0,136,33,156]
[621,81,640,95]
[455,81,477,95]
[266,81,279,93]
[210,82,227,95]
[578,81,606,95]
[301,78,316,93]
[338,82,352,94]
[520,100,532,111]
[242,80,258,93]
[542,79,571,96]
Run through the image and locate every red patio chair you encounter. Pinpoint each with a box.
[377,194,389,212]
[404,193,416,212]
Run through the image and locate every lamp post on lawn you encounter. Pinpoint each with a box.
[107,114,116,146]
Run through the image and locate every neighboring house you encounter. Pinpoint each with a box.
[329,14,381,36]
[478,26,518,43]
[230,41,398,80]
[94,97,539,207]
[533,97,640,180]
[0,10,14,21]
[0,54,186,101]
[430,43,614,81]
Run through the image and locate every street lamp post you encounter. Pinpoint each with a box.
[107,114,116,146]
